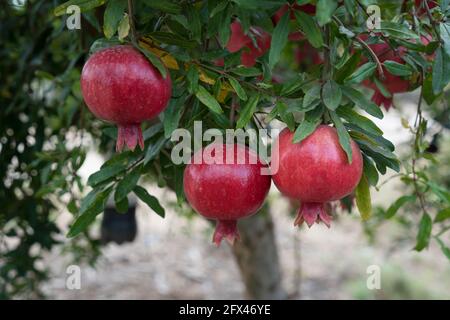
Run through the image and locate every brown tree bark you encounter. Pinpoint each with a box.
[231,204,287,300]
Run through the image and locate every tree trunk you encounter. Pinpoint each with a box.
[231,204,287,299]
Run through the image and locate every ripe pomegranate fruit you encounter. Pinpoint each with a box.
[81,45,172,152]
[183,143,271,245]
[359,37,411,110]
[272,126,363,227]
[226,21,271,67]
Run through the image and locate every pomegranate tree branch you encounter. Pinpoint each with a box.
[354,36,386,81]
[128,0,137,45]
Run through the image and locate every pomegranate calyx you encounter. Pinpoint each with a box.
[294,202,332,228]
[212,220,240,246]
[116,124,144,152]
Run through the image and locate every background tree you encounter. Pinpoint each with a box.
[0,0,449,299]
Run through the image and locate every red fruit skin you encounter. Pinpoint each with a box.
[226,21,271,67]
[183,143,271,245]
[295,40,323,65]
[272,126,363,227]
[81,45,172,151]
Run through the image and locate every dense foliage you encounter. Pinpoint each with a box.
[1,0,449,298]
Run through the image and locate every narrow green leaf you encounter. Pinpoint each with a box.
[376,21,419,40]
[117,13,130,41]
[293,119,321,144]
[277,101,296,131]
[138,46,167,78]
[210,1,228,17]
[336,106,383,136]
[322,80,342,111]
[143,0,181,14]
[362,155,379,186]
[54,0,106,16]
[355,174,372,220]
[68,187,112,238]
[383,60,413,77]
[187,65,199,93]
[302,85,321,111]
[341,86,383,119]
[385,195,415,219]
[114,170,141,203]
[144,136,168,165]
[435,237,450,261]
[345,62,376,84]
[269,12,290,69]
[115,196,129,213]
[103,0,127,39]
[435,207,450,223]
[236,94,260,129]
[231,67,262,77]
[134,185,165,218]
[294,11,323,48]
[316,0,338,26]
[195,85,223,114]
[329,111,353,163]
[414,213,432,251]
[228,77,248,101]
[163,97,184,138]
[432,47,450,94]
[87,164,124,187]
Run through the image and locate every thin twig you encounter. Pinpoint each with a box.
[128,0,137,45]
[354,36,386,81]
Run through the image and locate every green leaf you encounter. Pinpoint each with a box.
[329,111,353,163]
[231,0,282,10]
[336,105,383,135]
[355,174,371,220]
[294,11,323,48]
[150,31,197,48]
[87,164,124,187]
[277,101,296,131]
[54,0,106,16]
[103,0,127,39]
[269,12,290,69]
[114,169,141,203]
[322,80,342,111]
[187,5,202,42]
[385,195,415,219]
[133,185,165,218]
[68,187,112,238]
[383,60,413,77]
[435,237,450,261]
[144,136,168,165]
[115,196,129,213]
[293,119,321,144]
[362,155,379,186]
[292,107,323,143]
[163,97,184,138]
[195,85,223,114]
[435,207,450,223]
[138,46,167,78]
[210,1,228,17]
[143,0,181,14]
[341,86,383,119]
[117,13,130,41]
[236,94,260,129]
[228,77,248,101]
[345,62,376,84]
[432,47,450,95]
[440,23,450,57]
[89,38,123,55]
[414,213,432,251]
[218,4,232,46]
[302,85,321,111]
[187,65,199,93]
[376,21,419,40]
[231,67,262,77]
[316,0,338,26]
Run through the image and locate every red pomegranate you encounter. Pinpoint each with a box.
[272,126,363,227]
[226,21,271,67]
[359,37,411,110]
[183,143,271,245]
[295,40,323,66]
[81,45,172,152]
